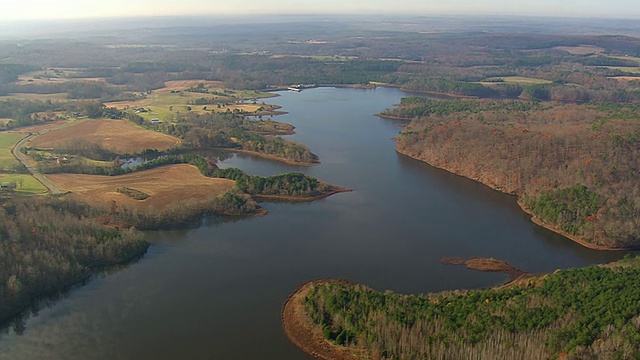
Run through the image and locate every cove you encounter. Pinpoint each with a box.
[0,87,631,360]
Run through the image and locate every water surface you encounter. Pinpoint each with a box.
[0,87,631,360]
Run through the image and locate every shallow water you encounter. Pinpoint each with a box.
[0,87,631,360]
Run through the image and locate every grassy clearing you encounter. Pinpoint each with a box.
[0,174,47,194]
[553,45,604,55]
[609,76,640,81]
[612,56,640,64]
[601,66,640,74]
[0,132,25,171]
[480,76,553,85]
[270,54,356,61]
[0,93,69,100]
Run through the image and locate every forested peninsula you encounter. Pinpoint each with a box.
[285,256,640,360]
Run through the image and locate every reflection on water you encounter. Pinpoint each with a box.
[0,87,635,360]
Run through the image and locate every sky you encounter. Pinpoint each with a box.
[1,0,639,20]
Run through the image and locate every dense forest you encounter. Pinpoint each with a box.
[390,99,640,248]
[300,256,640,359]
[0,196,149,325]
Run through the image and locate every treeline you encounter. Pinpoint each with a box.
[0,196,149,325]
[395,99,640,248]
[381,98,541,119]
[39,153,217,177]
[0,99,120,131]
[303,257,640,359]
[0,80,129,101]
[214,168,331,197]
[0,64,38,84]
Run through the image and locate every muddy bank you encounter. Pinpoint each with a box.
[441,257,532,283]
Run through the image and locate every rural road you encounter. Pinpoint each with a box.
[12,133,66,195]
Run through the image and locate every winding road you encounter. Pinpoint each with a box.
[12,133,65,195]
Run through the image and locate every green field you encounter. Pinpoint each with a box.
[603,66,640,74]
[612,56,640,64]
[123,89,278,123]
[480,76,553,85]
[0,174,47,194]
[0,132,26,171]
[0,93,69,100]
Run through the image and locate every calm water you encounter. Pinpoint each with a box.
[0,87,632,360]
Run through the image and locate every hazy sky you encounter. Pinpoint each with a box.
[1,0,639,20]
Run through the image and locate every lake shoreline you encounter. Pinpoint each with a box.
[282,259,534,360]
[253,186,353,203]
[395,146,637,251]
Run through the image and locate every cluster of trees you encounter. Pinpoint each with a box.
[39,153,216,177]
[395,98,640,248]
[0,196,149,325]
[115,187,149,200]
[227,129,318,164]
[214,168,331,197]
[149,111,316,164]
[303,256,640,359]
[526,184,601,236]
[97,190,259,230]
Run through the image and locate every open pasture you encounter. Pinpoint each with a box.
[29,119,180,154]
[48,164,236,208]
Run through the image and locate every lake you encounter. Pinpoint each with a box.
[0,87,631,360]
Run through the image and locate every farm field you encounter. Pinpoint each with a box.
[105,80,279,123]
[29,119,181,154]
[553,45,605,54]
[0,93,69,100]
[479,76,553,85]
[47,164,236,208]
[0,132,26,171]
[602,66,640,74]
[0,174,47,194]
[609,76,640,81]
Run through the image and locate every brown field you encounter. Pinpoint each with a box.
[554,45,604,55]
[104,98,150,110]
[609,76,640,81]
[223,104,262,112]
[156,80,225,94]
[16,75,107,86]
[30,119,180,153]
[11,119,69,133]
[47,164,235,208]
[0,93,69,100]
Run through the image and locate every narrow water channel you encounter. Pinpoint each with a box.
[0,87,630,360]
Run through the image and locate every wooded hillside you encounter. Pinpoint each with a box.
[389,99,640,248]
